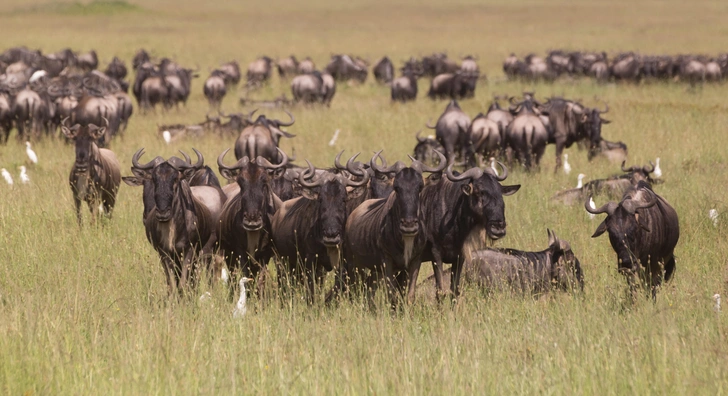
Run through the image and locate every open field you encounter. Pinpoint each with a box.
[1,0,728,393]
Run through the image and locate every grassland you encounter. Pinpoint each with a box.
[0,0,727,394]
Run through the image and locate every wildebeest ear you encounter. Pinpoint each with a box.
[591,221,608,238]
[182,168,197,180]
[122,176,144,187]
[346,185,367,200]
[300,188,319,200]
[635,213,650,232]
[461,183,473,196]
[61,124,80,139]
[220,168,237,181]
[601,118,611,124]
[501,184,521,196]
[88,124,106,140]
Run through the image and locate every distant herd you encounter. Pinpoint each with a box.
[0,45,683,308]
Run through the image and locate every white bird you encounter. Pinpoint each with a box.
[233,277,252,318]
[588,196,596,220]
[199,291,212,302]
[714,294,721,312]
[489,157,499,176]
[576,173,586,189]
[1,168,13,185]
[709,209,719,227]
[221,267,230,284]
[162,130,171,144]
[19,166,29,184]
[563,154,571,174]
[653,157,662,178]
[25,142,38,164]
[328,129,340,147]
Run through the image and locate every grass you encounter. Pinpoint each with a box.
[1,0,728,393]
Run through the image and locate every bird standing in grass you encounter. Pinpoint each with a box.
[25,142,38,165]
[709,209,719,227]
[19,166,29,184]
[233,277,252,318]
[714,294,721,312]
[576,173,585,189]
[1,168,13,185]
[563,154,571,174]
[587,196,596,220]
[654,157,662,178]
[162,130,171,144]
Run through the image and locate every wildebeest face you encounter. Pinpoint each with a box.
[62,122,106,172]
[547,232,584,291]
[370,169,395,198]
[585,109,610,146]
[393,168,424,235]
[237,162,269,231]
[151,163,182,222]
[315,180,348,247]
[592,206,646,272]
[465,175,520,240]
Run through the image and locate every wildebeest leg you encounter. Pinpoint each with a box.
[554,142,564,173]
[160,255,176,296]
[73,194,83,226]
[179,249,195,293]
[383,259,400,309]
[450,256,465,302]
[406,260,422,304]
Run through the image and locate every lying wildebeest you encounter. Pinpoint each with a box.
[61,117,121,226]
[426,99,470,165]
[505,98,549,170]
[122,148,225,294]
[217,148,288,293]
[391,70,418,102]
[413,131,444,166]
[271,156,369,301]
[551,161,656,206]
[420,162,520,301]
[203,70,227,110]
[247,56,274,85]
[234,112,295,162]
[373,56,394,84]
[461,229,583,294]
[427,72,476,100]
[585,181,679,298]
[337,153,447,307]
[588,138,628,164]
[276,55,299,78]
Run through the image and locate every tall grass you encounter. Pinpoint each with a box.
[0,0,727,393]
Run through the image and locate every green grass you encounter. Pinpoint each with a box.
[1,0,728,393]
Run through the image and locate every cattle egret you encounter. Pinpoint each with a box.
[1,168,13,185]
[709,209,719,227]
[563,154,571,174]
[221,267,230,284]
[714,294,721,312]
[19,166,29,184]
[489,157,499,176]
[162,130,171,144]
[199,291,212,302]
[328,129,340,146]
[25,142,38,164]
[588,197,596,220]
[576,173,586,189]
[653,157,662,178]
[233,277,252,318]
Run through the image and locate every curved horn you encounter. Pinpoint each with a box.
[256,147,289,169]
[621,160,631,173]
[276,110,295,127]
[178,148,204,169]
[217,148,236,172]
[179,150,191,164]
[246,108,258,123]
[370,150,386,173]
[101,117,109,129]
[624,190,657,214]
[334,150,346,170]
[445,163,483,182]
[491,160,508,181]
[61,116,70,128]
[408,150,447,173]
[298,160,322,188]
[415,131,427,143]
[345,153,364,176]
[643,161,655,174]
[344,162,370,187]
[425,119,436,129]
[131,148,157,170]
[584,195,617,216]
[599,103,609,113]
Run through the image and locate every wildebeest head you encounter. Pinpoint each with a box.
[298,155,369,246]
[585,182,657,271]
[445,162,521,239]
[413,131,444,166]
[125,148,205,222]
[545,229,584,291]
[218,147,288,231]
[581,104,610,145]
[620,160,656,184]
[61,116,107,172]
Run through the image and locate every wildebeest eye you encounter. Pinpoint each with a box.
[378,174,388,181]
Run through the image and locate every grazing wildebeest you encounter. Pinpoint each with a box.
[324,54,367,83]
[122,148,225,294]
[234,112,295,162]
[420,162,520,300]
[337,153,447,307]
[610,52,642,81]
[61,117,121,226]
[290,71,333,105]
[503,53,521,79]
[218,61,242,86]
[427,72,476,100]
[585,181,679,298]
[373,56,394,84]
[217,148,289,293]
[276,55,299,78]
[462,229,583,294]
[422,53,460,77]
[485,98,513,141]
[104,56,127,81]
[133,63,169,111]
[426,100,470,165]
[247,56,274,85]
[132,49,150,71]
[298,57,316,74]
[271,156,369,301]
[203,70,227,110]
[413,131,444,166]
[391,71,418,102]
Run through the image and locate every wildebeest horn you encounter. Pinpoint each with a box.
[334,150,346,170]
[61,116,70,128]
[101,117,109,129]
[218,148,250,172]
[446,163,483,182]
[643,161,655,174]
[180,148,204,169]
[131,148,159,170]
[622,190,657,214]
[584,195,618,216]
[370,150,386,173]
[298,160,322,188]
[275,110,295,127]
[344,159,370,187]
[491,160,508,181]
[415,131,427,143]
[345,153,366,176]
[425,119,436,129]
[256,147,289,169]
[179,150,191,163]
[409,150,447,174]
[620,161,635,173]
[599,103,609,114]
[246,109,258,123]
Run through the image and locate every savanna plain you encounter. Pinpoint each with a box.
[0,0,727,394]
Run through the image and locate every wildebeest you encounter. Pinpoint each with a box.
[610,52,642,81]
[298,57,316,74]
[505,98,549,170]
[0,93,12,143]
[413,131,444,166]
[271,156,369,301]
[460,55,480,78]
[337,153,447,306]
[132,49,150,71]
[61,117,121,226]
[217,148,289,292]
[420,162,520,300]
[291,71,328,105]
[426,100,471,165]
[462,229,583,294]
[122,148,225,294]
[276,55,299,78]
[325,54,367,83]
[12,87,50,140]
[73,94,121,145]
[218,61,242,86]
[391,71,418,102]
[104,56,127,81]
[422,53,460,77]
[427,72,476,100]
[585,181,679,298]
[203,70,227,110]
[485,98,513,139]
[133,63,169,111]
[234,112,295,162]
[551,161,655,206]
[247,56,274,85]
[373,56,394,84]
[77,50,98,72]
[466,113,501,166]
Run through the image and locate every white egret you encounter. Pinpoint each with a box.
[1,168,13,185]
[714,294,721,312]
[653,157,662,178]
[563,154,571,174]
[19,166,29,184]
[233,277,252,318]
[709,209,719,227]
[576,173,586,189]
[25,142,38,164]
[162,130,171,144]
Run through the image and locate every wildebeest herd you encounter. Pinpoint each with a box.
[504,50,728,84]
[0,45,682,311]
